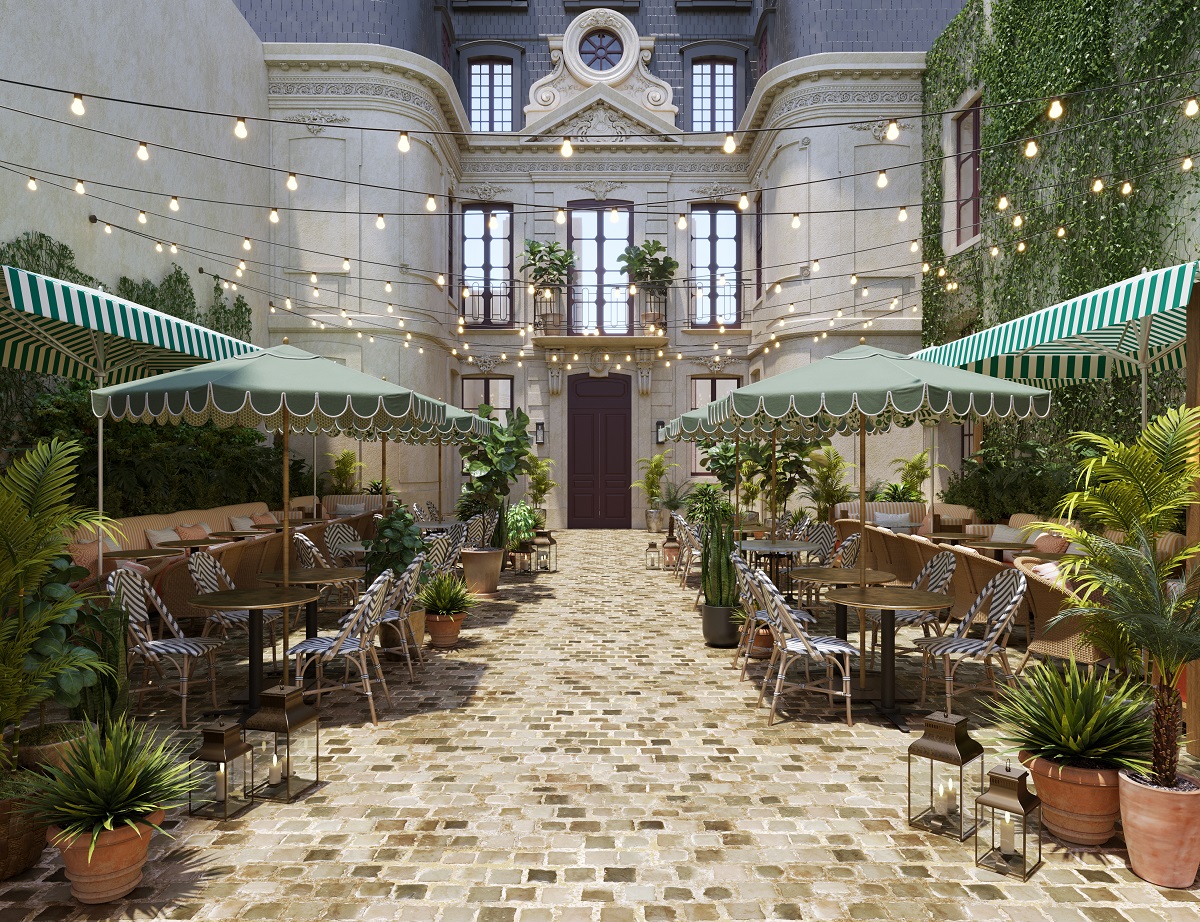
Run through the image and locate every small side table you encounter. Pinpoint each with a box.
[967,541,1035,562]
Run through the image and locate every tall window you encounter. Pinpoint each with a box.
[462,376,513,424]
[691,376,741,475]
[568,201,632,334]
[690,204,740,327]
[954,99,981,246]
[469,58,513,132]
[461,204,512,326]
[691,58,735,132]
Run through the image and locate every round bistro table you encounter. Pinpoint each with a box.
[966,540,1035,562]
[927,532,973,544]
[258,567,364,637]
[787,566,896,636]
[106,546,184,561]
[157,537,223,558]
[208,530,266,540]
[738,539,817,601]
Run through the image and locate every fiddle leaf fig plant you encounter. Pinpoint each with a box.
[459,404,535,513]
[617,240,679,296]
[520,240,575,293]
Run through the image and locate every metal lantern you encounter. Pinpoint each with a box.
[908,711,985,841]
[243,684,320,803]
[975,761,1043,880]
[188,720,253,820]
[645,541,661,570]
[533,529,557,572]
[512,541,533,572]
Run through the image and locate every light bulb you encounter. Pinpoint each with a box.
[1024,139,1038,158]
[677,213,688,230]
[103,223,111,234]
[1121,180,1133,195]
[1184,156,1194,172]
[376,213,386,230]
[937,266,946,277]
[876,170,888,188]
[990,246,999,257]
[137,210,147,224]
[398,131,410,152]
[286,173,298,191]
[426,195,437,212]
[910,240,919,253]
[922,262,930,272]
[342,257,350,271]
[998,196,1009,211]
[488,213,498,231]
[310,273,318,284]
[1187,98,1199,117]
[169,243,177,254]
[1017,241,1027,252]
[561,137,574,157]
[885,119,900,141]
[284,297,291,308]
[791,213,801,229]
[463,286,470,299]
[1092,177,1104,193]
[238,260,246,271]
[861,287,869,297]
[628,283,637,295]
[437,273,445,287]
[737,193,749,210]
[1057,226,1066,238]
[850,274,858,286]
[610,206,619,222]
[811,259,819,272]
[898,207,908,222]
[556,208,566,225]
[155,241,163,252]
[528,283,536,295]
[270,208,279,224]
[1012,214,1023,228]
[234,117,248,139]
[384,280,392,292]
[269,302,276,313]
[25,177,36,191]
[774,283,782,294]
[169,196,180,212]
[1048,99,1063,120]
[136,141,149,161]
[74,179,85,195]
[312,287,319,297]
[70,93,85,116]
[676,352,682,360]
[789,303,795,313]
[242,237,252,251]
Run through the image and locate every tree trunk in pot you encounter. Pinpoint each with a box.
[1119,771,1200,888]
[701,605,739,647]
[461,548,503,598]
[1020,752,1120,845]
[50,809,163,903]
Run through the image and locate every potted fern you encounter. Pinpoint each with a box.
[617,240,678,333]
[520,240,575,335]
[631,450,678,533]
[700,523,740,647]
[419,573,477,649]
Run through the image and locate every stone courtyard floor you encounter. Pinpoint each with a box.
[3,529,1198,921]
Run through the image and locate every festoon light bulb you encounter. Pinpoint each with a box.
[397,131,410,152]
[234,117,248,139]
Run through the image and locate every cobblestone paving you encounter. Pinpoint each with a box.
[4,530,1198,920]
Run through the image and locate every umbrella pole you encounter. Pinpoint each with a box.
[313,433,318,517]
[859,411,868,686]
[770,429,777,536]
[97,409,105,586]
[281,408,290,687]
[382,433,388,509]
[733,433,741,531]
[1141,364,1149,430]
[438,442,443,516]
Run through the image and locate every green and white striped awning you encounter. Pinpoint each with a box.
[1,264,258,384]
[913,262,1199,386]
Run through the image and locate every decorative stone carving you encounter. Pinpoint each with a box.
[691,182,742,199]
[635,348,655,397]
[268,81,441,120]
[586,352,612,377]
[460,183,512,202]
[576,180,626,200]
[689,354,744,374]
[767,88,921,126]
[546,349,565,396]
[462,157,744,175]
[525,9,677,122]
[283,111,351,135]
[471,353,509,374]
[852,119,914,142]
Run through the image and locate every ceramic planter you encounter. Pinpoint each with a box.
[644,509,664,533]
[748,627,773,659]
[17,722,85,771]
[426,613,467,649]
[461,548,503,598]
[701,605,739,648]
[1119,771,1200,888]
[0,797,47,881]
[49,809,164,904]
[1020,752,1120,845]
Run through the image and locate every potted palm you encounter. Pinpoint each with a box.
[631,450,677,533]
[989,659,1151,845]
[803,445,853,524]
[617,240,678,333]
[23,717,197,904]
[419,573,477,649]
[659,480,693,568]
[700,523,740,647]
[520,240,575,335]
[525,456,557,520]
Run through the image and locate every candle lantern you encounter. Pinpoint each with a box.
[188,720,253,820]
[243,684,320,803]
[975,761,1043,880]
[512,541,533,572]
[645,541,661,570]
[532,529,557,572]
[907,711,984,841]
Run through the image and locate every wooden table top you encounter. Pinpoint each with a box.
[258,567,363,586]
[191,587,320,610]
[927,532,971,542]
[208,530,265,540]
[787,567,896,586]
[105,547,183,560]
[824,585,952,612]
[252,519,325,530]
[157,538,221,550]
[967,541,1036,551]
[738,539,817,553]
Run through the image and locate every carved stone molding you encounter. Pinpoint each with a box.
[576,180,626,200]
[690,182,742,199]
[766,88,921,126]
[634,348,655,396]
[283,111,351,135]
[546,349,566,396]
[469,353,510,374]
[462,158,746,174]
[460,183,512,201]
[689,354,744,374]
[268,80,441,120]
[852,119,914,142]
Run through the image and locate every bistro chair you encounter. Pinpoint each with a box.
[324,522,362,567]
[831,532,861,568]
[916,568,1027,715]
[866,550,956,668]
[464,514,488,548]
[731,553,771,677]
[411,502,429,522]
[423,533,454,576]
[379,553,427,680]
[294,532,357,608]
[425,501,442,522]
[108,568,225,729]
[442,523,467,575]
[187,550,281,665]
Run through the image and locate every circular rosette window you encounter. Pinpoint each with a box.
[579,30,624,72]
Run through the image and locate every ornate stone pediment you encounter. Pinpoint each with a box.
[524,9,677,124]
[525,85,680,146]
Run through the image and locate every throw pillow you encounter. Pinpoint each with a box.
[251,513,278,526]
[1031,562,1061,582]
[145,527,180,548]
[336,503,366,517]
[230,515,257,531]
[989,524,1027,544]
[67,541,100,570]
[1033,533,1069,554]
[916,513,933,536]
[874,512,912,531]
[117,560,152,576]
[175,523,210,541]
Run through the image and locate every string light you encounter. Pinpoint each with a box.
[376,213,386,229]
[25,176,36,191]
[136,141,149,161]
[238,259,246,271]
[788,303,795,312]
[169,195,180,211]
[1048,98,1064,120]
[997,195,1009,211]
[284,297,290,308]
[397,131,410,152]
[1057,226,1067,238]
[155,241,163,252]
[1024,139,1038,158]
[70,93,85,116]
[1184,156,1194,171]
[885,119,900,141]
[1012,214,1023,228]
[990,246,1000,257]
[850,273,858,286]
[74,179,85,194]
[561,137,574,158]
[1187,98,1199,117]
[342,257,351,271]
[557,208,567,225]
[384,280,392,292]
[910,240,919,253]
[1017,241,1027,252]
[773,282,782,294]
[269,301,276,312]
[426,195,437,212]
[937,266,946,277]
[242,237,252,250]
[737,193,749,210]
[234,117,248,139]
[310,273,318,284]
[811,259,819,272]
[527,283,536,295]
[286,173,298,191]
[270,208,279,223]
[1120,180,1133,195]
[628,283,637,295]
[104,223,111,234]
[169,243,177,254]
[861,287,870,297]
[137,210,147,224]
[922,262,931,272]
[610,206,619,222]
[897,207,908,222]
[791,213,801,229]
[1092,177,1105,193]
[723,133,736,154]
[488,213,498,231]
[677,213,688,230]
[876,170,888,188]
[436,273,445,287]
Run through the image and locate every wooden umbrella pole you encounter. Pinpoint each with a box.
[281,406,290,687]
[438,442,444,516]
[382,433,388,507]
[733,432,740,529]
[858,412,867,589]
[771,428,777,537]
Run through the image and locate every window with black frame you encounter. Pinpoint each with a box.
[461,204,512,326]
[469,58,514,132]
[568,201,633,334]
[690,204,740,327]
[462,376,513,425]
[691,57,735,132]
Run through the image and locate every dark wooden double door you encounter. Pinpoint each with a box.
[567,373,631,529]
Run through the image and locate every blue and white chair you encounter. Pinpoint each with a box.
[187,550,281,665]
[866,550,956,667]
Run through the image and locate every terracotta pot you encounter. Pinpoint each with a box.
[1119,771,1200,888]
[426,612,467,649]
[49,809,163,904]
[748,627,773,659]
[701,605,739,648]
[0,796,47,881]
[1020,752,1120,845]
[17,722,86,771]
[461,548,503,598]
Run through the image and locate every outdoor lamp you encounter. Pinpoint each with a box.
[535,421,546,445]
[243,684,320,803]
[188,720,253,820]
[533,529,557,572]
[645,541,661,570]
[975,761,1043,880]
[908,711,984,841]
[655,420,666,445]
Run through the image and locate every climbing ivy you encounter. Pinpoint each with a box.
[922,0,1200,445]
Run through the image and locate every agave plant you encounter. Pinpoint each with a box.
[22,716,197,858]
[418,573,477,620]
[988,659,1151,773]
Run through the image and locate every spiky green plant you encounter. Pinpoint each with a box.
[803,445,853,523]
[630,450,678,506]
[22,717,197,859]
[988,659,1151,773]
[701,523,738,608]
[418,573,477,620]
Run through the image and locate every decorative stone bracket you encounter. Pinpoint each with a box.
[546,349,566,396]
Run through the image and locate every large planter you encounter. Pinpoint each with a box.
[0,796,47,881]
[701,605,739,648]
[16,722,86,772]
[1119,771,1200,888]
[638,290,666,334]
[426,613,467,649]
[645,509,664,533]
[1020,752,1120,845]
[748,627,773,659]
[537,290,565,335]
[49,809,163,904]
[461,548,503,599]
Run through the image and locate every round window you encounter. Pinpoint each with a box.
[579,30,623,72]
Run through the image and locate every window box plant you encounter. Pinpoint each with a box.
[631,449,678,533]
[617,240,678,333]
[419,573,477,649]
[520,240,575,335]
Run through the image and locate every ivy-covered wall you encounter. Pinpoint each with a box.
[922,0,1200,442]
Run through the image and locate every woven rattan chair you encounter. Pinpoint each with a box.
[1012,556,1105,673]
[866,550,956,668]
[379,554,427,680]
[187,551,281,665]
